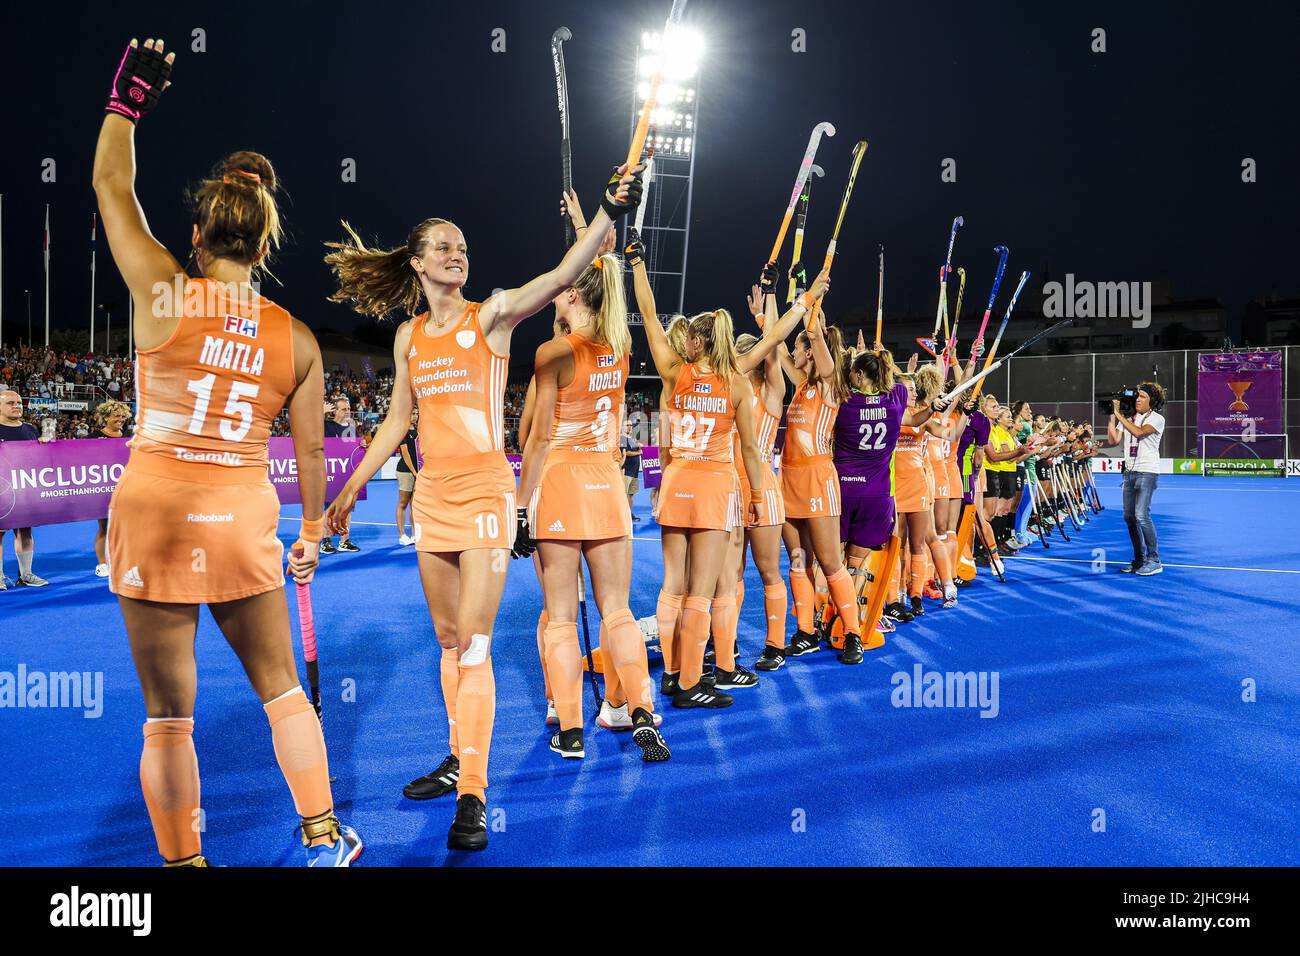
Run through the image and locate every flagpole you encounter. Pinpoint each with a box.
[43,204,50,350]
[90,212,97,353]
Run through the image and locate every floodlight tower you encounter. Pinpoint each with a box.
[626,26,703,347]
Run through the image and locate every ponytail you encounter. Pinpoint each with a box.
[851,348,895,394]
[571,253,630,361]
[665,315,689,358]
[687,309,739,379]
[324,217,459,319]
[188,150,283,277]
[824,325,851,405]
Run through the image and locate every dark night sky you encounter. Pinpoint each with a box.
[2,0,1297,361]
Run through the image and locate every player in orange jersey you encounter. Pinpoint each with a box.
[730,265,831,674]
[93,38,359,866]
[776,301,863,663]
[323,163,642,851]
[517,252,669,762]
[631,240,772,710]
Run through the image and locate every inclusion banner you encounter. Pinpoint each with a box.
[0,438,367,530]
[1197,352,1282,447]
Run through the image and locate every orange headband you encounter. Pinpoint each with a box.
[222,170,262,185]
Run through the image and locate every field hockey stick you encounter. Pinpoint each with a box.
[626,0,691,171]
[874,245,885,348]
[930,217,963,346]
[968,246,1009,362]
[942,267,967,379]
[1027,470,1050,549]
[1047,460,1072,542]
[551,27,574,247]
[938,320,1074,406]
[633,157,655,235]
[576,564,601,711]
[808,140,868,323]
[786,163,824,303]
[290,546,323,722]
[768,123,836,270]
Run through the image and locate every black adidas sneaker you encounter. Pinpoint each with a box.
[672,681,734,709]
[660,671,680,696]
[713,665,759,689]
[549,727,585,759]
[446,794,488,852]
[754,646,786,671]
[884,602,915,623]
[786,630,820,657]
[909,596,925,617]
[631,709,671,762]
[402,754,459,800]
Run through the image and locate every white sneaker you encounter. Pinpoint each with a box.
[17,572,49,588]
[94,563,110,578]
[545,700,559,726]
[597,699,662,730]
[398,534,415,547]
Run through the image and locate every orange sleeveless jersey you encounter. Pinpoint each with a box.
[407,303,508,465]
[782,379,837,464]
[732,387,780,474]
[927,412,952,471]
[895,417,927,476]
[551,331,628,453]
[667,363,735,464]
[131,278,297,479]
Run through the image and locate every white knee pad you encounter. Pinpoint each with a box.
[460,633,491,667]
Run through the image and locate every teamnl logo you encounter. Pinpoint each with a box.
[1,663,104,718]
[1043,274,1153,329]
[891,665,1000,718]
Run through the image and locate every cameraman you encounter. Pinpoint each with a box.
[1105,383,1165,576]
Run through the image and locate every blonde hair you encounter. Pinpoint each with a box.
[666,314,690,358]
[188,151,283,276]
[796,326,850,404]
[95,400,131,430]
[687,310,739,379]
[571,254,630,361]
[324,217,461,319]
[912,363,943,403]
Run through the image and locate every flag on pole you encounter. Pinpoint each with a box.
[915,337,938,357]
[43,205,51,349]
[90,212,97,352]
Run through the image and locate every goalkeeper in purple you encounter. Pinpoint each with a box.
[833,350,911,550]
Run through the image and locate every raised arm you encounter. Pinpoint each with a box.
[92,40,184,345]
[740,271,828,376]
[627,230,682,386]
[480,166,643,339]
[517,377,538,451]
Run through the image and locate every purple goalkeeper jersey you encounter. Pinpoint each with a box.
[959,410,991,473]
[833,382,909,495]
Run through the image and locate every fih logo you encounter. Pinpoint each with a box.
[695,382,712,394]
[597,353,615,368]
[223,314,259,339]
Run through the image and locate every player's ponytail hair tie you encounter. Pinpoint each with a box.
[591,258,604,270]
[222,170,262,186]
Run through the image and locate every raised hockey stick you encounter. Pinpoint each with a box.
[874,245,885,349]
[786,163,823,303]
[969,246,1010,362]
[939,320,1074,406]
[632,157,655,235]
[551,27,574,247]
[768,123,836,268]
[930,216,964,346]
[942,266,967,379]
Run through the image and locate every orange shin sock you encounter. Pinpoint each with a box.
[909,554,928,597]
[678,596,713,690]
[736,579,745,623]
[825,567,860,637]
[928,537,953,584]
[543,621,584,731]
[602,609,653,714]
[536,610,552,701]
[710,596,738,672]
[656,590,684,675]
[140,718,201,863]
[763,583,788,648]
[455,640,496,801]
[264,688,333,830]
[599,622,626,707]
[789,569,815,634]
[440,644,460,759]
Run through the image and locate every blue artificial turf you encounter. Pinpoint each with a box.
[0,474,1295,866]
